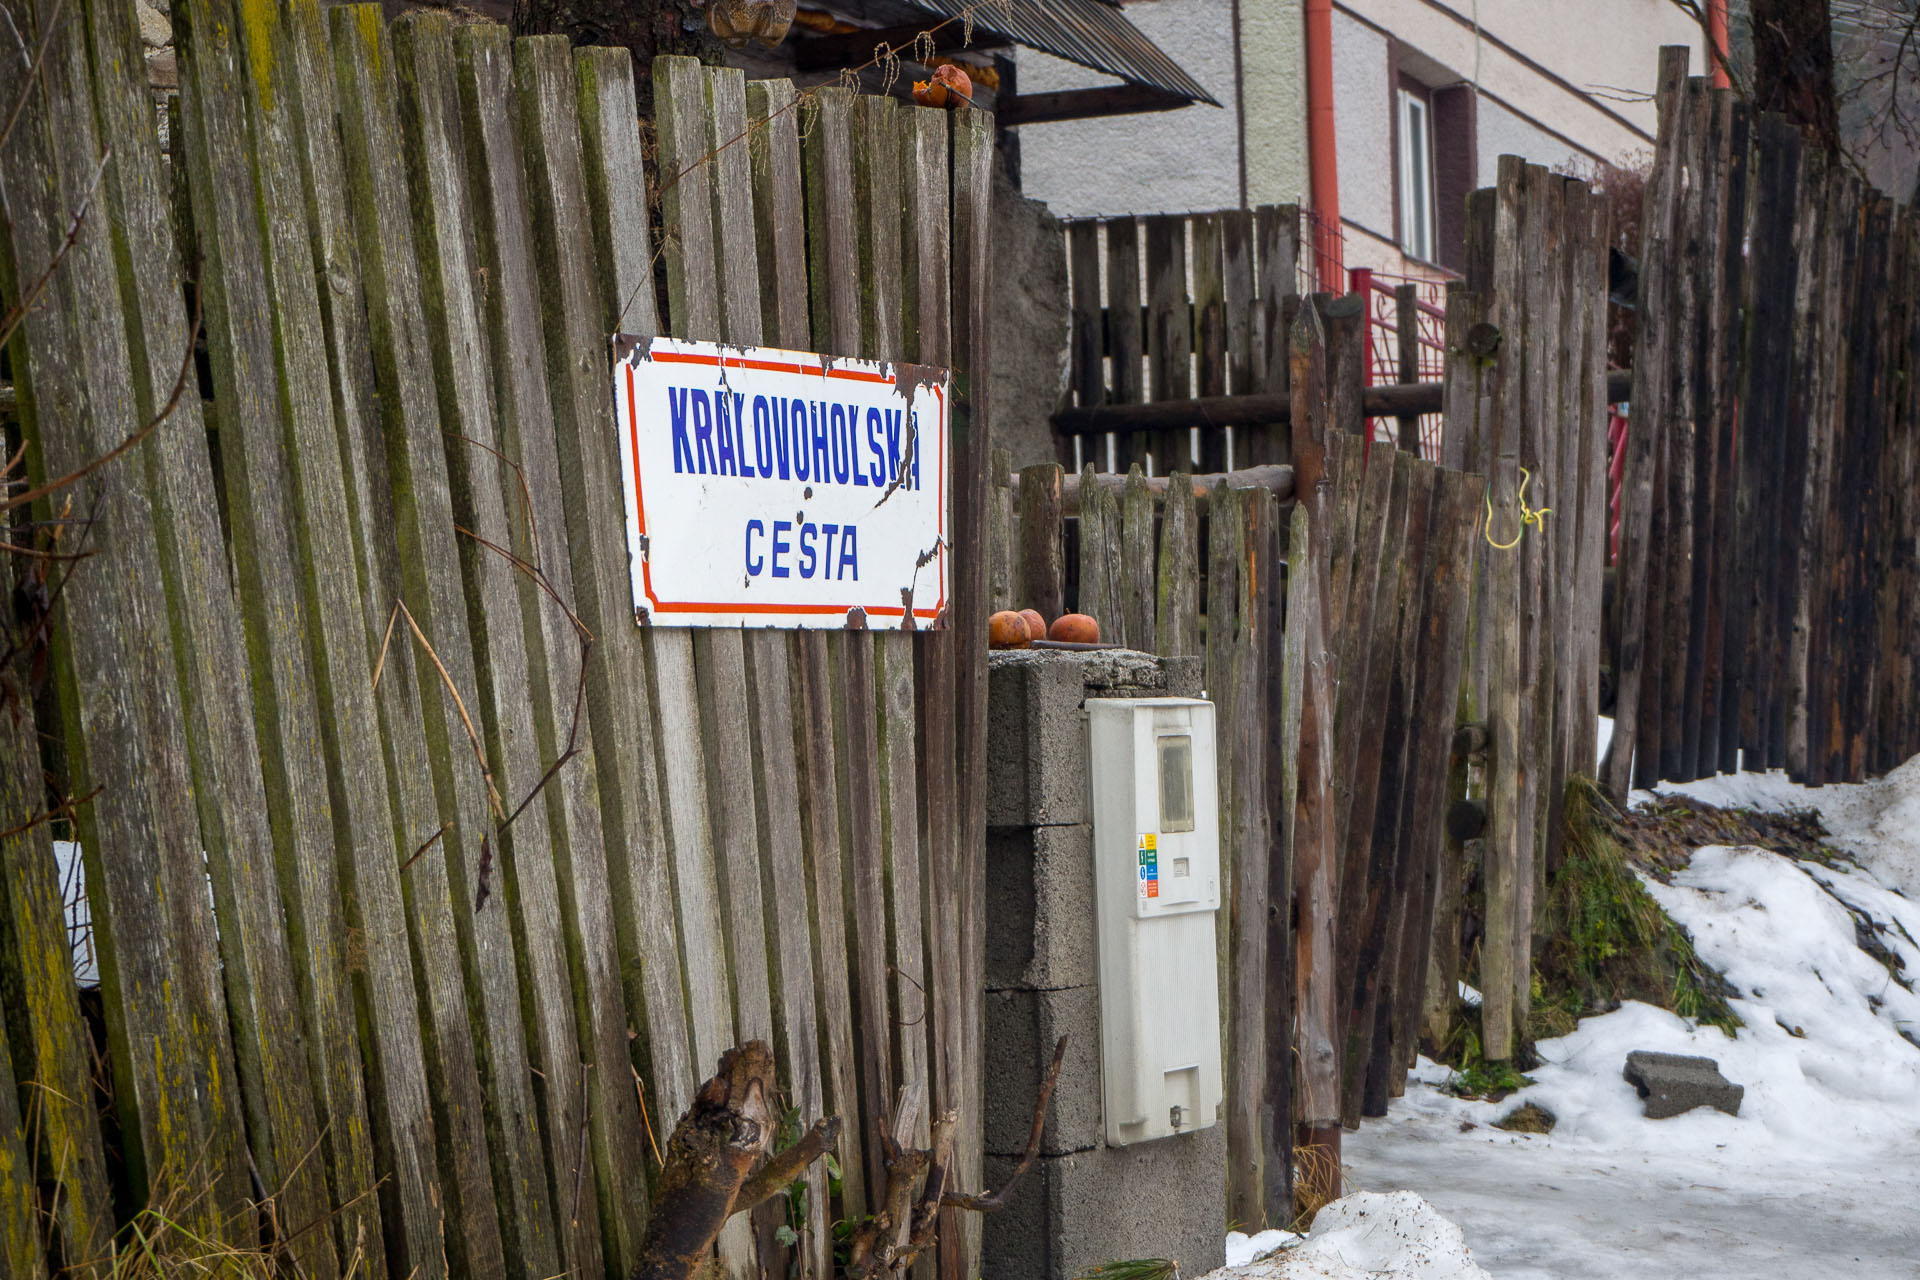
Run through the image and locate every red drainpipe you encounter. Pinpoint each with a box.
[1305,0,1342,290]
[1707,0,1730,89]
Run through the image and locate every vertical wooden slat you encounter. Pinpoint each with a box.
[521,30,705,1156]
[1119,466,1158,650]
[650,55,759,1278]
[1263,498,1303,1224]
[1223,208,1257,397]
[1068,221,1105,413]
[0,700,113,1265]
[1193,215,1228,470]
[397,20,613,1276]
[468,31,661,1273]
[335,17,551,1274]
[79,0,339,1258]
[173,0,440,1264]
[1077,464,1121,628]
[1288,296,1342,1164]
[1019,463,1066,621]
[0,0,248,1234]
[1607,47,1692,798]
[1107,217,1147,471]
[1354,460,1435,1119]
[751,71,866,1247]
[1145,213,1193,471]
[1389,468,1484,1093]
[1155,472,1201,657]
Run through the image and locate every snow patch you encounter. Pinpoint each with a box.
[1209,1192,1489,1279]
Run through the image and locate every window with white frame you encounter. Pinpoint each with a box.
[1397,87,1436,263]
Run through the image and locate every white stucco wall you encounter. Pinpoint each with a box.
[1337,0,1701,166]
[1241,0,1311,208]
[1476,95,1586,188]
[1013,0,1242,219]
[1331,10,1395,244]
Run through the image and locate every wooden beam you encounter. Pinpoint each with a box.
[999,84,1193,127]
[790,22,1009,72]
[1052,368,1631,438]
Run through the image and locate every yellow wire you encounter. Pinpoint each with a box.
[1485,466,1552,550]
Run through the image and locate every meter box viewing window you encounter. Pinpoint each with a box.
[1087,698,1223,1147]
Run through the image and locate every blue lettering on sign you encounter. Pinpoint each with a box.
[866,408,886,486]
[668,387,695,473]
[849,404,868,486]
[910,409,921,489]
[883,408,903,486]
[756,396,780,479]
[799,522,817,578]
[821,523,839,574]
[839,525,859,580]
[744,519,765,575]
[691,389,717,474]
[729,392,750,475]
[811,402,830,483]
[715,391,738,476]
[829,404,850,484]
[771,520,792,578]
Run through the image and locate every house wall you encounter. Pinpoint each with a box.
[1011,0,1312,219]
[1011,0,1242,218]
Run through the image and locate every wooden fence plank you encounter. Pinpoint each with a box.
[1194,214,1228,470]
[751,70,866,1246]
[1078,463,1121,631]
[1265,500,1306,1224]
[518,30,700,1148]
[395,20,601,1275]
[1389,468,1484,1094]
[1481,154,1528,1060]
[335,18,552,1272]
[0,0,249,1235]
[1253,205,1300,404]
[81,0,339,1258]
[1224,208,1256,399]
[1107,217,1146,471]
[1608,47,1691,798]
[1120,466,1157,649]
[1019,463,1066,621]
[1336,452,1416,1125]
[650,53,761,1280]
[1069,221,1105,416]
[0,701,113,1265]
[1156,471,1201,656]
[1145,213,1193,470]
[467,31,659,1272]
[173,0,442,1264]
[1354,460,1435,1120]
[0,1002,47,1279]
[1288,296,1342,1144]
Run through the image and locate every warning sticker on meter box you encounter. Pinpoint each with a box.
[612,335,950,630]
[1138,833,1159,900]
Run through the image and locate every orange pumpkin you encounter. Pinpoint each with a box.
[989,610,1033,650]
[1048,613,1100,644]
[1018,609,1048,642]
[912,63,973,110]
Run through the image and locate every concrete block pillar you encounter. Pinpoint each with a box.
[982,649,1226,1280]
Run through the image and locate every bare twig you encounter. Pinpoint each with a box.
[2,273,199,514]
[0,146,108,358]
[0,0,67,156]
[734,1114,842,1213]
[0,782,101,842]
[942,1034,1068,1213]
[394,598,507,821]
[397,820,452,873]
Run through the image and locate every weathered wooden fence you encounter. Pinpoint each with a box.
[998,152,1613,1216]
[1053,206,1304,473]
[0,1,987,1276]
[1607,46,1920,794]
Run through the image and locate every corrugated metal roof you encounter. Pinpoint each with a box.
[902,0,1219,105]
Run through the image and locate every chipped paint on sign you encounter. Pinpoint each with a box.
[613,335,951,629]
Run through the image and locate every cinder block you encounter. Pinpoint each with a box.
[986,823,1096,991]
[980,1126,1228,1280]
[987,651,1091,828]
[1622,1050,1744,1118]
[984,985,1102,1156]
[1159,654,1205,699]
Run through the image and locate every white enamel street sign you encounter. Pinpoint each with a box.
[613,335,951,629]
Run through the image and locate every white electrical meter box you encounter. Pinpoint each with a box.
[1088,697,1223,1147]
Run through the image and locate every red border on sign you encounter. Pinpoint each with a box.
[624,348,948,621]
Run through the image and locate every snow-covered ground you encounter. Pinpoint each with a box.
[1221,731,1920,1277]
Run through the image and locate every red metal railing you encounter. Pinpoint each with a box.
[1349,266,1449,458]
